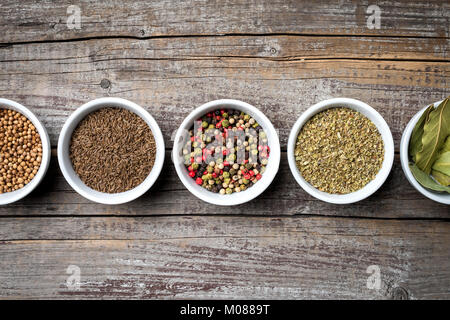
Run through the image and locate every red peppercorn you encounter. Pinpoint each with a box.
[190,157,194,163]
[220,109,225,114]
[258,145,263,151]
[256,174,262,180]
[188,165,193,171]
[190,136,195,142]
[203,170,208,175]
[222,150,228,156]
[216,115,221,121]
[249,170,254,176]
[196,178,203,185]
[244,174,251,180]
[223,161,230,166]
[212,172,217,178]
[189,171,196,178]
[196,156,202,163]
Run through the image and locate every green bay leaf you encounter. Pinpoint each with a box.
[415,98,450,174]
[409,105,434,161]
[432,170,450,186]
[432,151,450,176]
[441,136,450,153]
[409,163,450,193]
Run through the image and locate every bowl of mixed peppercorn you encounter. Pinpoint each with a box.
[173,99,280,205]
[287,98,394,204]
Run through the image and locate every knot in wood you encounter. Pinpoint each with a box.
[100,79,111,89]
[391,286,409,300]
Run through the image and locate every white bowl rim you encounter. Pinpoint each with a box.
[172,99,281,206]
[287,97,395,204]
[57,97,165,205]
[400,100,449,205]
[0,98,51,205]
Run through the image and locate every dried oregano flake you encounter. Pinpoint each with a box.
[295,107,384,194]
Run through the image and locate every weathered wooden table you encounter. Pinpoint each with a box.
[0,0,448,299]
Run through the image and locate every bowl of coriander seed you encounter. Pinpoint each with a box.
[287,98,394,204]
[0,98,51,205]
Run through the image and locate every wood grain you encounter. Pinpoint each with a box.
[0,0,448,43]
[0,216,448,299]
[0,37,448,147]
[0,152,447,218]
[0,0,449,300]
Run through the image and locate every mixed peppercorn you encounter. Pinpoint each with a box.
[182,108,270,194]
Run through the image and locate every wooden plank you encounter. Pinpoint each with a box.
[0,152,447,218]
[0,0,448,43]
[0,38,448,148]
[0,216,448,299]
[0,38,448,218]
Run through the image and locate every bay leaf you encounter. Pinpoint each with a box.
[409,105,434,161]
[432,170,450,187]
[415,98,450,174]
[432,151,450,176]
[441,136,450,153]
[409,163,450,193]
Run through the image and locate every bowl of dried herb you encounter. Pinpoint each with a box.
[58,97,165,204]
[287,98,394,204]
[400,98,450,205]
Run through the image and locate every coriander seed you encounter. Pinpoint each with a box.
[0,108,43,194]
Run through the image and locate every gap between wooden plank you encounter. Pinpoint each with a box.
[1,32,448,47]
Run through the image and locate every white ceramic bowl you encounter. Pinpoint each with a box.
[0,98,51,205]
[400,100,449,205]
[58,97,165,205]
[287,98,394,204]
[172,99,281,206]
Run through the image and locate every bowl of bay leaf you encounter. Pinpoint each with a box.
[400,98,450,205]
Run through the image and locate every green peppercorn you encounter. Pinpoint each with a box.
[223,171,230,178]
[222,119,229,127]
[226,188,232,194]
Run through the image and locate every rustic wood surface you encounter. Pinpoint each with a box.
[0,0,448,299]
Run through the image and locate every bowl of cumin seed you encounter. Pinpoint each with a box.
[58,97,165,204]
[287,98,394,204]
